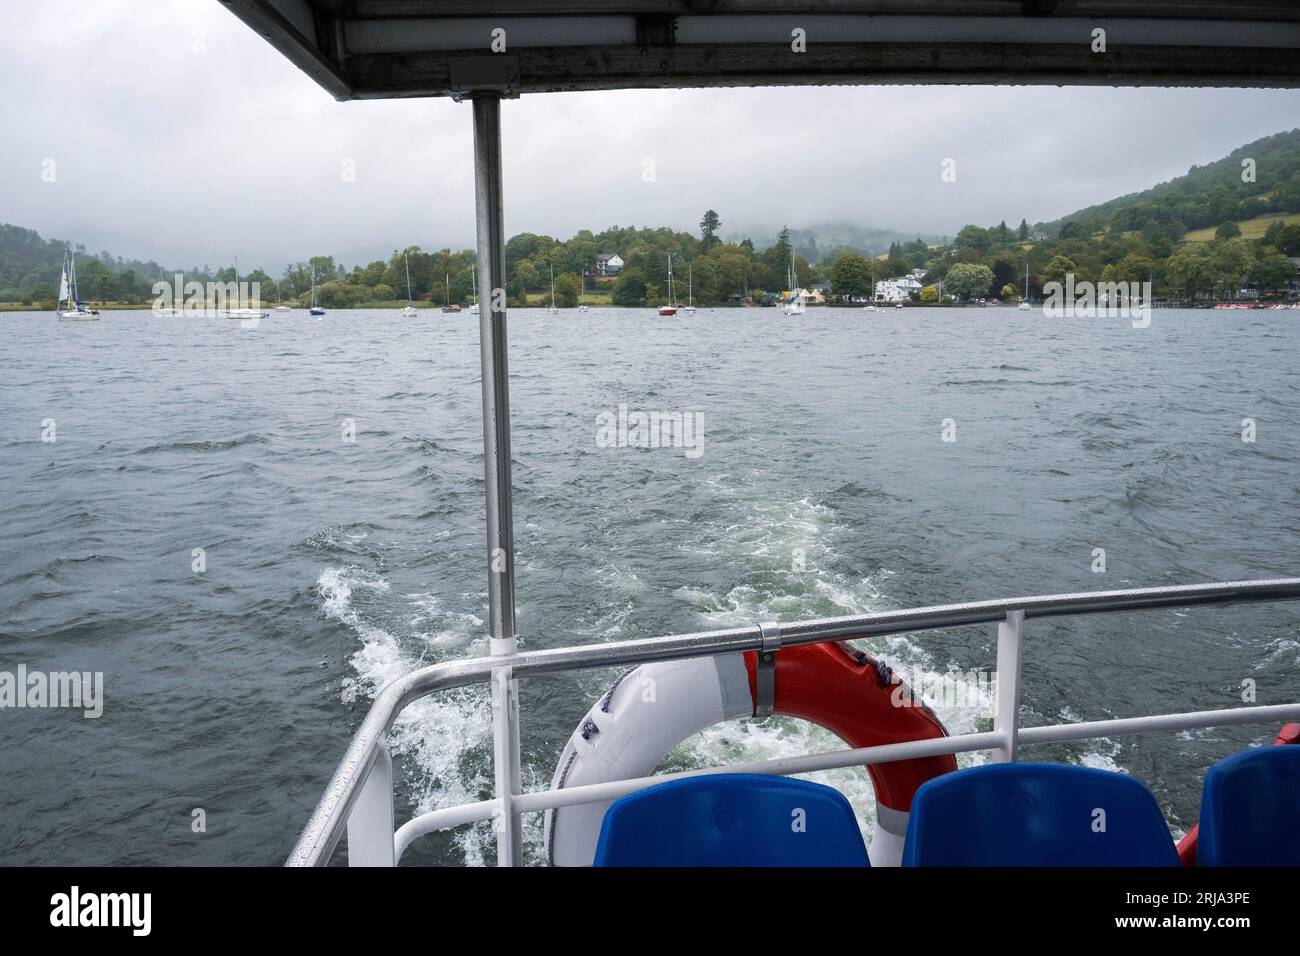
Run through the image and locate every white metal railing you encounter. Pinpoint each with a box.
[286,577,1300,866]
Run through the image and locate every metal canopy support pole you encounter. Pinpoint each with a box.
[472,95,522,866]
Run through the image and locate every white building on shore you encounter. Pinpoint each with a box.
[875,275,923,303]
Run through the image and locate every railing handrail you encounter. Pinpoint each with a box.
[287,577,1300,866]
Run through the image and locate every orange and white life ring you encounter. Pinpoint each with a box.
[545,640,956,866]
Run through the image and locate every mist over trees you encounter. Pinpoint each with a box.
[5,129,1298,308]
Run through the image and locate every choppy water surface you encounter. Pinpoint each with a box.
[1,307,1298,865]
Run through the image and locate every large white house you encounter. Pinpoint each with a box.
[875,275,923,303]
[595,253,624,276]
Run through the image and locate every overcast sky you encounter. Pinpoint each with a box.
[4,1,1299,272]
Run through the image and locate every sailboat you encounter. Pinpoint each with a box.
[309,264,325,316]
[782,248,805,315]
[658,254,677,316]
[469,262,480,314]
[681,263,696,314]
[441,271,461,312]
[547,262,558,314]
[576,262,588,312]
[56,248,99,320]
[220,257,269,320]
[274,280,291,311]
[1018,260,1033,310]
[402,254,418,316]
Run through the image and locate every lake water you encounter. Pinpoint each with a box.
[1,306,1297,865]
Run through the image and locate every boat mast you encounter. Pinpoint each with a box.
[667,253,675,307]
[405,253,413,305]
[549,262,555,310]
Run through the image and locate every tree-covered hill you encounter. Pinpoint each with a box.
[0,224,173,305]
[1041,128,1300,242]
[6,127,1298,309]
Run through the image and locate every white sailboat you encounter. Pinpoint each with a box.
[681,262,696,314]
[221,257,269,320]
[547,262,558,314]
[309,264,325,316]
[782,248,805,315]
[469,262,480,314]
[658,254,677,315]
[1019,259,1033,310]
[56,248,99,320]
[441,271,461,312]
[274,280,291,311]
[402,254,418,316]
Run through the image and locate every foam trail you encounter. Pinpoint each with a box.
[671,494,995,839]
[318,566,501,864]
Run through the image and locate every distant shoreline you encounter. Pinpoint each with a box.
[4,301,1296,314]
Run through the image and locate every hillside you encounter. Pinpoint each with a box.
[6,126,1299,309]
[1042,128,1300,242]
[0,224,170,305]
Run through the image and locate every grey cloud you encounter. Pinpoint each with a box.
[2,1,1298,272]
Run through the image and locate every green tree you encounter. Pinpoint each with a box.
[514,261,539,293]
[611,267,648,306]
[954,225,992,253]
[1262,219,1287,248]
[1214,221,1242,240]
[829,252,872,301]
[1040,255,1078,290]
[1165,244,1216,297]
[700,210,721,251]
[554,272,581,307]
[945,263,995,300]
[1018,219,1030,242]
[1253,253,1296,292]
[919,284,941,304]
[1279,224,1300,255]
[1211,238,1256,296]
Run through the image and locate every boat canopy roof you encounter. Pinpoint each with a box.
[220,1,1300,100]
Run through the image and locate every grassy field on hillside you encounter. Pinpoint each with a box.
[1183,212,1300,242]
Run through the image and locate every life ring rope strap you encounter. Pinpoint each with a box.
[754,621,782,718]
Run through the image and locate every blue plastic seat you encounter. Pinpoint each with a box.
[1197,746,1300,866]
[592,774,870,866]
[903,763,1178,866]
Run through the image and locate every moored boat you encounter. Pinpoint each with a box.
[56,248,99,320]
[401,253,418,316]
[658,253,677,315]
[308,264,325,316]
